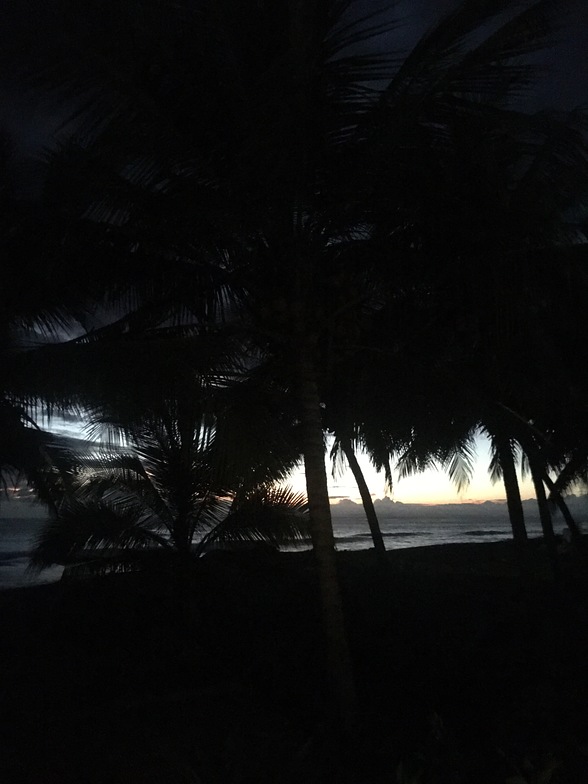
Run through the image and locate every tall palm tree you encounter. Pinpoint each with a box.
[330,431,389,559]
[8,0,582,727]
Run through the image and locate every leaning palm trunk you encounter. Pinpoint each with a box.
[493,433,529,580]
[340,436,387,562]
[543,472,586,552]
[528,456,560,583]
[495,435,528,544]
[297,350,357,730]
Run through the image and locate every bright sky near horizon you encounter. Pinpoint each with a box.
[287,433,535,505]
[50,417,534,506]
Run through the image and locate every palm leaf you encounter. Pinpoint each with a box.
[440,439,477,493]
[0,400,78,509]
[29,494,171,572]
[195,485,309,555]
[384,0,559,102]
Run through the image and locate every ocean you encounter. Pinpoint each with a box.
[328,497,565,549]
[0,498,584,589]
[0,516,64,590]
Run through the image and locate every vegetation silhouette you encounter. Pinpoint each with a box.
[2,0,588,738]
[30,404,310,578]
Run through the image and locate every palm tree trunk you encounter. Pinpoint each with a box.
[493,433,529,580]
[288,0,355,730]
[340,436,387,562]
[297,351,357,731]
[494,434,528,544]
[542,473,585,547]
[528,455,561,583]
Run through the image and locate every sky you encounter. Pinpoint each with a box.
[49,415,534,506]
[286,432,536,505]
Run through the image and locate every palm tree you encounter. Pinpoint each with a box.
[9,0,583,727]
[0,400,75,510]
[498,407,588,570]
[30,409,309,579]
[330,432,389,559]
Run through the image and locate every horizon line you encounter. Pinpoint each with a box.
[329,496,538,507]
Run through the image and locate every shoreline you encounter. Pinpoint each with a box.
[0,534,565,593]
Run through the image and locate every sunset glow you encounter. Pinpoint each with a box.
[287,433,535,505]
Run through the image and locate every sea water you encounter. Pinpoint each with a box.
[0,499,584,589]
[0,516,64,589]
[329,497,585,551]
[331,510,545,550]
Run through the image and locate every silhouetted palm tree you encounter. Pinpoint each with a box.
[30,409,309,578]
[9,0,584,727]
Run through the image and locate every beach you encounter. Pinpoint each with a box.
[1,539,587,782]
[2,496,582,589]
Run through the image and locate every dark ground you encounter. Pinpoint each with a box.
[1,540,588,783]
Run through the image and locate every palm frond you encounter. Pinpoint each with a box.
[551,450,588,496]
[385,0,556,100]
[0,400,79,508]
[329,437,348,480]
[440,440,476,493]
[29,494,171,572]
[196,484,309,555]
[363,434,394,491]
[395,442,438,481]
[443,0,565,100]
[208,372,303,491]
[488,447,503,484]
[326,2,401,59]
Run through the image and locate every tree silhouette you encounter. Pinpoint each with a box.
[30,406,309,578]
[7,0,586,727]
